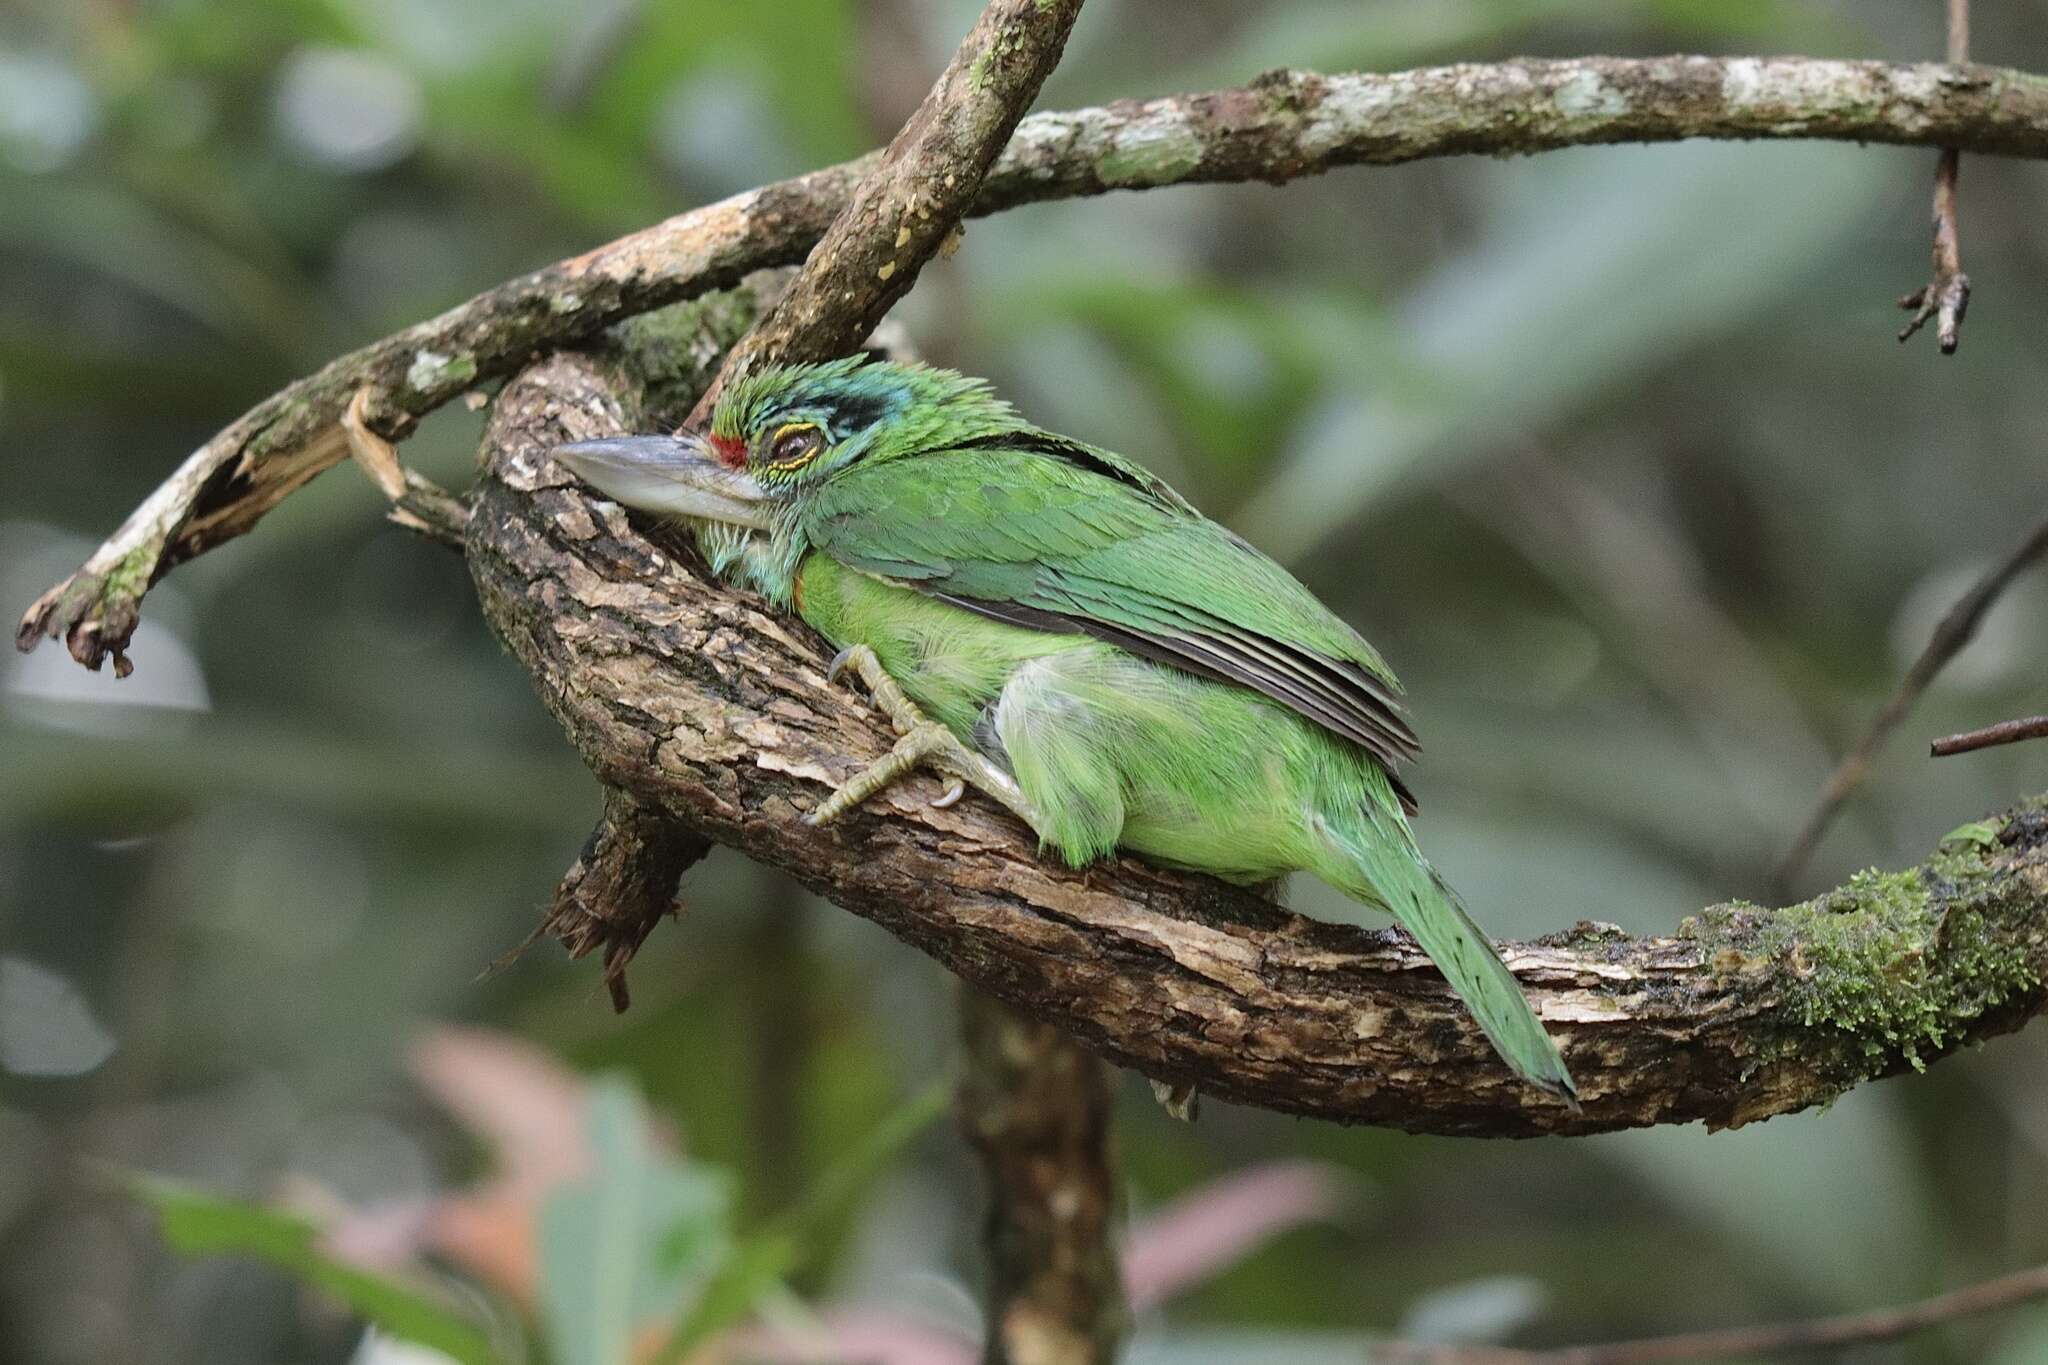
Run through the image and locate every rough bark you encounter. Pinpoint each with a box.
[959,991,1124,1365]
[462,344,2048,1140]
[23,55,2048,673]
[534,788,710,1011]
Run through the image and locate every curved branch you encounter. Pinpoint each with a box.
[21,54,2048,670]
[464,347,2047,1140]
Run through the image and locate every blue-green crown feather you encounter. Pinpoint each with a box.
[715,356,1021,469]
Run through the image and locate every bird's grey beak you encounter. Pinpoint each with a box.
[551,434,771,529]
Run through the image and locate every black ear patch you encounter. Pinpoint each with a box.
[823,392,891,434]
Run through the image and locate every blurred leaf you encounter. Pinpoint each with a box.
[1125,1160,1356,1311]
[413,1027,592,1207]
[1990,1306,2048,1365]
[1236,142,1890,562]
[326,1028,595,1304]
[127,1174,497,1365]
[997,279,1354,493]
[422,0,861,231]
[0,955,117,1078]
[1395,1274,1547,1344]
[538,1076,733,1365]
[650,1077,951,1364]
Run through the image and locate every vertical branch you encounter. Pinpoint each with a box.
[687,0,1084,422]
[958,990,1126,1365]
[1897,0,1972,351]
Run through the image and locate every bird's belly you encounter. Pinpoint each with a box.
[988,645,1346,880]
[795,555,1380,884]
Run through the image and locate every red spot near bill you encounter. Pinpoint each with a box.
[709,433,746,469]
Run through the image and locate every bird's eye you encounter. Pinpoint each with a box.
[766,423,824,471]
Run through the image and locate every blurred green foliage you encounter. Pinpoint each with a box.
[7,1,2048,1362]
[127,1175,499,1365]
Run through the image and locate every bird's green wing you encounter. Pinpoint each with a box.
[801,432,1420,796]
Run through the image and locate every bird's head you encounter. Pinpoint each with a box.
[552,356,1015,527]
[552,356,1017,603]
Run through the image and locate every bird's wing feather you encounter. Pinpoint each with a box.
[802,437,1421,791]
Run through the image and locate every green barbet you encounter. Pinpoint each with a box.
[554,357,1574,1101]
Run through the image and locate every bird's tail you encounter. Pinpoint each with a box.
[1317,804,1577,1103]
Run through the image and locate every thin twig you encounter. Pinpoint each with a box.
[1772,511,2048,890]
[1370,1261,2048,1363]
[1898,0,1972,351]
[688,0,1084,422]
[1934,714,2048,757]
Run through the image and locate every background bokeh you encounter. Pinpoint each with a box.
[5,1,2048,1361]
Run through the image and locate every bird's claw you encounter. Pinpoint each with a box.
[804,721,1028,828]
[803,648,1042,831]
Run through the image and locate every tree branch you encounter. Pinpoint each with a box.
[529,0,1086,1014]
[526,788,710,1011]
[22,54,2048,672]
[693,0,1082,416]
[460,339,2048,1140]
[959,990,1124,1365]
[1371,1260,2048,1363]
[1934,714,2048,757]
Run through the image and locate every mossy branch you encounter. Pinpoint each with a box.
[463,321,2048,1139]
[21,54,2048,673]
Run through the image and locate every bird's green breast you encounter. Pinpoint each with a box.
[793,552,1079,737]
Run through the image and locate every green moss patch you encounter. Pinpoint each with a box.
[1684,813,2041,1073]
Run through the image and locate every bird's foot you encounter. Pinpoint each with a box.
[806,644,1040,829]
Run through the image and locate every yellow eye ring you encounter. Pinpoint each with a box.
[767,422,824,471]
